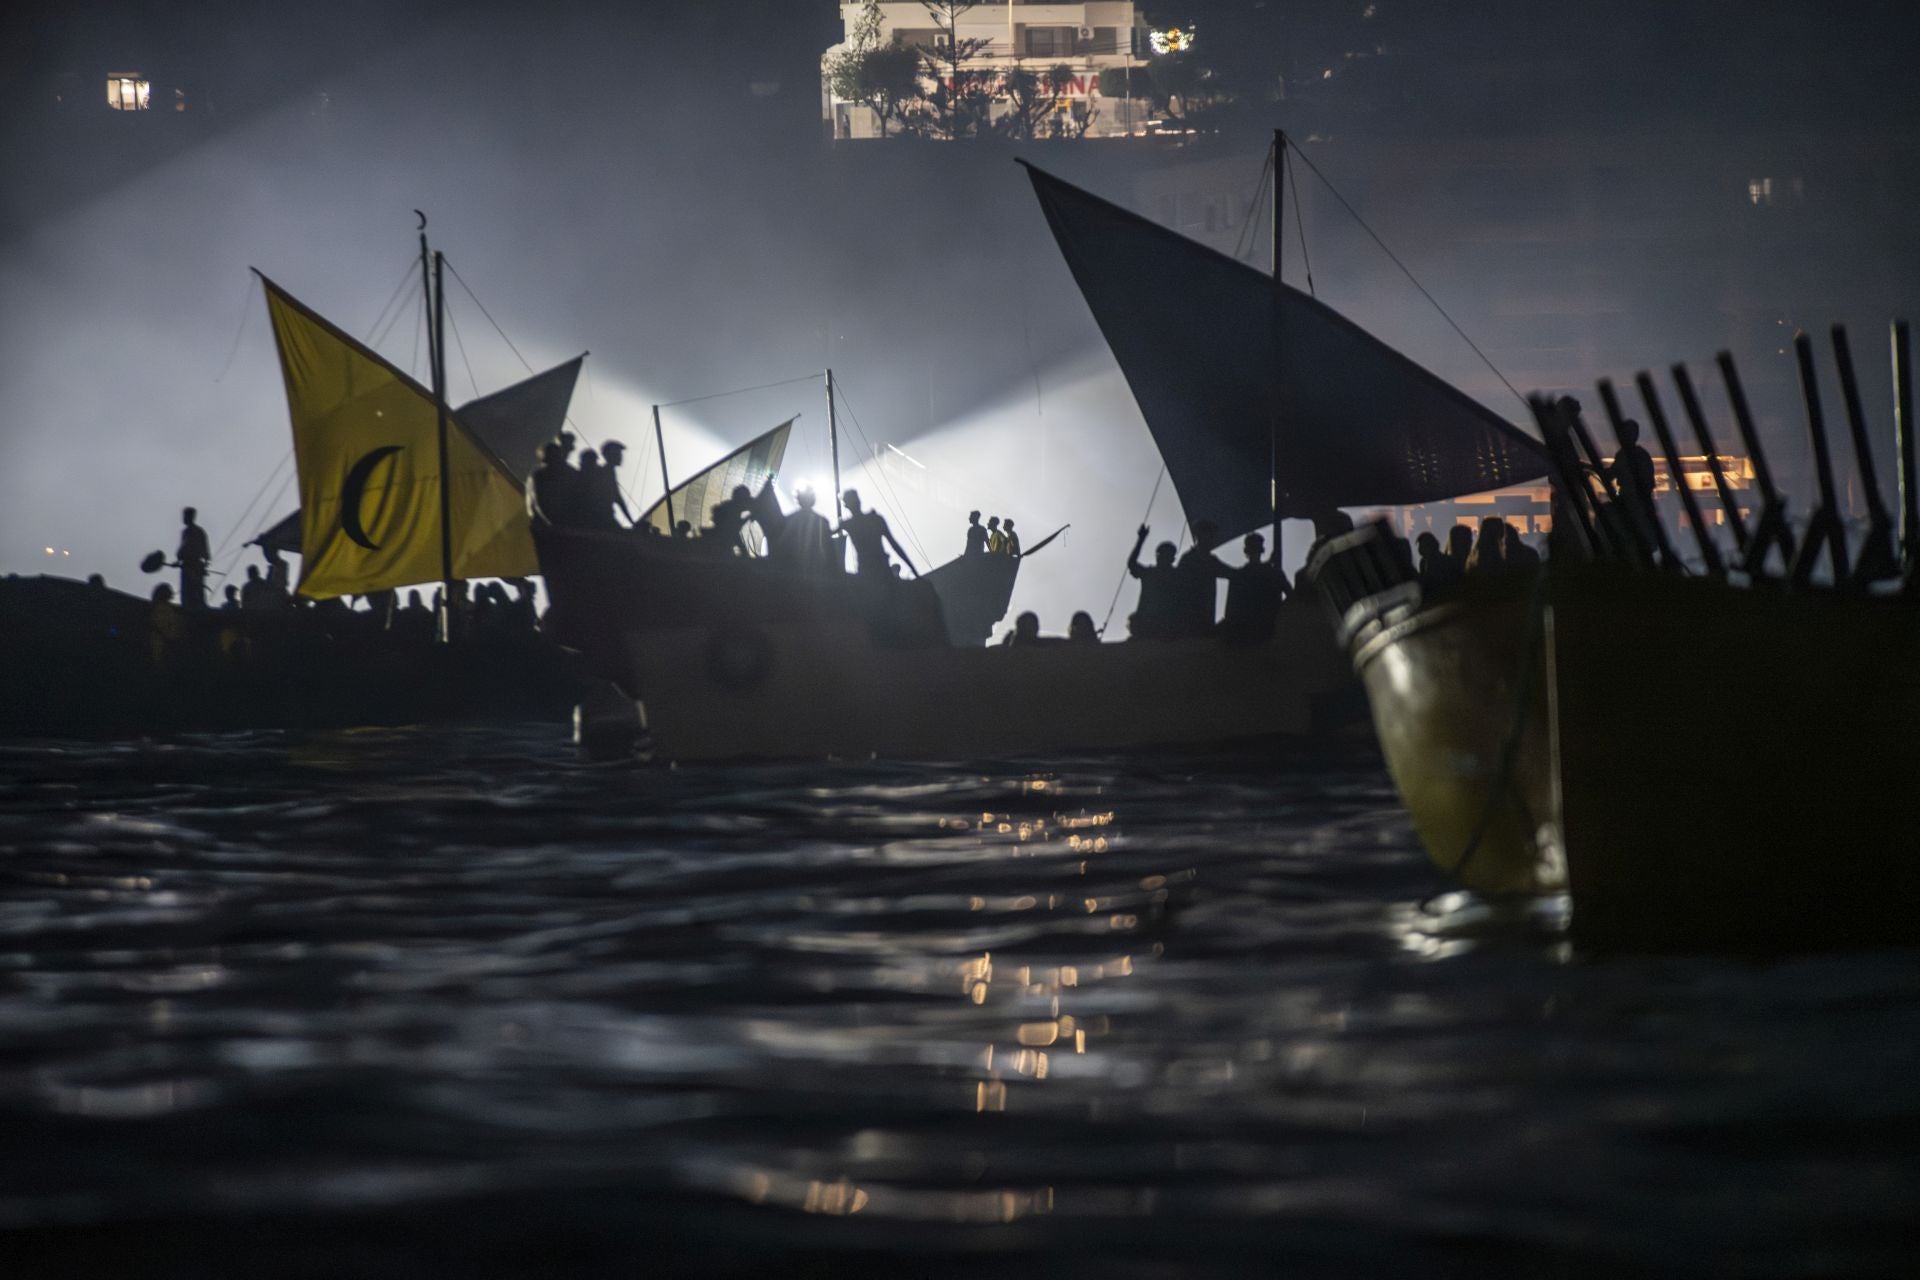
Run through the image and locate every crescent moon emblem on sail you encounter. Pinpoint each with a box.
[340,446,403,551]
[415,209,427,229]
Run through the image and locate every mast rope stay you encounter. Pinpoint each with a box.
[1284,142,1526,413]
[1285,144,1315,298]
[363,253,427,353]
[442,255,587,440]
[828,376,934,569]
[208,450,295,577]
[211,276,258,385]
[1098,465,1167,637]
[442,303,482,402]
[622,372,824,506]
[1230,149,1275,264]
[656,373,821,410]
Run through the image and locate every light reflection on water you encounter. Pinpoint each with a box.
[0,727,1915,1276]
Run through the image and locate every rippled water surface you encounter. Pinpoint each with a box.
[2,726,1916,1277]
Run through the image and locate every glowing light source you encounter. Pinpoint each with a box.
[106,74,150,111]
[1148,28,1193,54]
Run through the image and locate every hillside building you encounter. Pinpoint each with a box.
[824,2,1158,139]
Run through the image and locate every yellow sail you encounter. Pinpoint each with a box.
[259,273,538,599]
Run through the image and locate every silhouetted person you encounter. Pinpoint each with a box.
[772,486,834,574]
[596,440,635,528]
[706,485,755,555]
[1447,524,1473,577]
[986,516,1006,555]
[1465,516,1509,576]
[840,489,913,579]
[221,584,241,611]
[1126,525,1182,639]
[528,442,574,526]
[575,449,611,529]
[673,520,692,540]
[262,547,290,607]
[1003,519,1021,558]
[176,507,211,611]
[363,587,396,631]
[1001,611,1043,646]
[148,583,181,666]
[1222,531,1288,641]
[1177,519,1232,633]
[504,578,539,632]
[1417,531,1461,590]
[1608,418,1658,525]
[1390,535,1417,581]
[1504,520,1542,571]
[391,588,428,641]
[965,510,988,556]
[1068,610,1098,644]
[240,564,267,610]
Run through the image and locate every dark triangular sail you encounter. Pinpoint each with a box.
[455,356,585,484]
[1021,162,1546,541]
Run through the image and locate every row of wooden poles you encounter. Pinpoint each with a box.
[1535,320,1916,592]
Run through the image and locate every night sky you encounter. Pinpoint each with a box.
[3,1,1915,611]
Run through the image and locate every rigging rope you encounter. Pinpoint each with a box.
[209,449,293,574]
[443,303,481,402]
[656,373,821,410]
[1285,142,1527,412]
[363,253,424,349]
[1098,465,1166,636]
[830,378,935,570]
[211,276,257,384]
[443,259,534,375]
[1230,149,1275,264]
[1285,145,1316,298]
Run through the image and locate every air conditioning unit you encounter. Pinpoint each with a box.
[1079,26,1094,38]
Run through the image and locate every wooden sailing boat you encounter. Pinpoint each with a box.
[538,139,1538,762]
[1311,323,1920,952]
[253,218,583,615]
[534,367,1034,660]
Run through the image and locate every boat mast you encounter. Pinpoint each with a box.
[1895,320,1915,575]
[420,220,455,642]
[826,367,844,523]
[1269,129,1285,563]
[653,405,674,530]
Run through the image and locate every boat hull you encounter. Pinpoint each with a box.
[1341,561,1920,950]
[536,525,995,675]
[622,604,1353,762]
[1350,578,1558,898]
[1550,568,1920,951]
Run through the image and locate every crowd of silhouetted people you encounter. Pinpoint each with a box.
[527,430,931,583]
[1408,515,1547,593]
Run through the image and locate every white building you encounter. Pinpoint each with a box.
[824,2,1157,139]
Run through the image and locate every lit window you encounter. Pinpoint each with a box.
[1747,177,1804,206]
[106,73,150,111]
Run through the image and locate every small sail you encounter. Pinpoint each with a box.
[1021,162,1546,541]
[259,272,538,599]
[248,508,303,555]
[456,357,584,484]
[923,552,1019,646]
[640,418,794,538]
